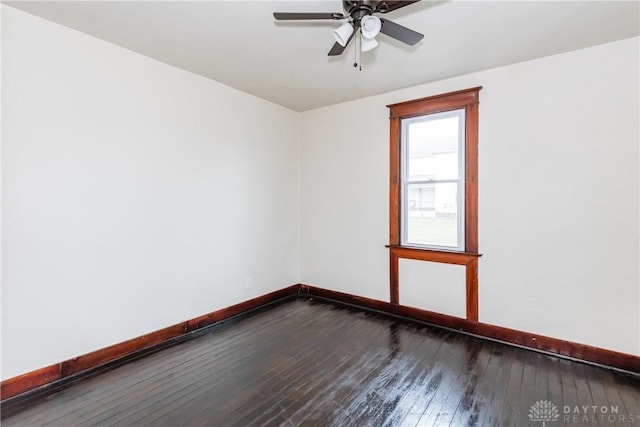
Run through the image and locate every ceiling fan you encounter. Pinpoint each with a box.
[273,1,424,56]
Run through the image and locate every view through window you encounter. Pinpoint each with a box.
[402,109,465,250]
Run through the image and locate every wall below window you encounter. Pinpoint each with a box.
[1,6,300,380]
[300,37,640,356]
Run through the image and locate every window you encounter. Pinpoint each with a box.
[402,109,466,250]
[387,87,481,320]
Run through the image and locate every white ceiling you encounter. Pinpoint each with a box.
[5,0,639,112]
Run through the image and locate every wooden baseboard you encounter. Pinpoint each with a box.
[0,366,61,403]
[1,285,299,402]
[298,284,640,374]
[3,282,637,406]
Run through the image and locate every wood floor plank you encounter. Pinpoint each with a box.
[426,342,492,426]
[380,330,454,427]
[324,323,436,427]
[473,345,516,427]
[3,298,639,427]
[586,365,619,426]
[604,373,640,427]
[254,333,388,424]
[573,363,600,426]
[375,329,451,427]
[495,351,525,426]
[73,308,300,425]
[546,355,568,427]
[412,334,475,426]
[447,341,494,426]
[120,303,338,426]
[616,375,640,427]
[24,309,290,425]
[274,314,399,426]
[198,308,382,426]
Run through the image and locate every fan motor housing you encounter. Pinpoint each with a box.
[343,1,377,14]
[343,0,379,25]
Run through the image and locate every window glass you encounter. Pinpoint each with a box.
[401,109,465,250]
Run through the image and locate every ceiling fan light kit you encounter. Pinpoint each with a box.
[361,15,382,39]
[274,0,424,60]
[334,22,355,47]
[361,36,379,52]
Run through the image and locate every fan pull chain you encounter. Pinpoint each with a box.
[354,32,358,69]
[354,31,362,71]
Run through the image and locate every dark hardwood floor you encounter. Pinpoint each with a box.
[3,298,639,426]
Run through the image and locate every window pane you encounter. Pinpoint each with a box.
[405,182,460,248]
[406,111,464,181]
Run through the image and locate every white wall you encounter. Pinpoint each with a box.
[1,6,300,379]
[300,37,640,355]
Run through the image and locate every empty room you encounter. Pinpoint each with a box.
[1,0,639,425]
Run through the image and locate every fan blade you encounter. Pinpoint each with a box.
[328,28,356,56]
[379,18,424,46]
[328,42,346,56]
[273,12,345,20]
[375,1,420,14]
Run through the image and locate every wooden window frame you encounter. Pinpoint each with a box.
[387,87,482,321]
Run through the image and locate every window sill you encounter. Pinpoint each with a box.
[385,244,481,265]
